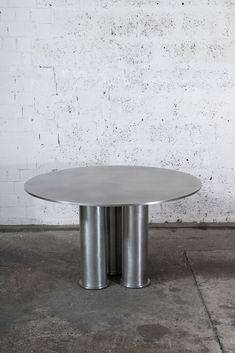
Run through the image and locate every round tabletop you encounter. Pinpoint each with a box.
[24,166,201,206]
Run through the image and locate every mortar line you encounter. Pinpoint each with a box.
[184,249,225,353]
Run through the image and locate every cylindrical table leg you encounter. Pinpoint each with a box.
[79,206,109,289]
[121,205,150,288]
[107,207,122,275]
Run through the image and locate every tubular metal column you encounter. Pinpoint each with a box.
[79,206,108,289]
[121,205,150,288]
[107,207,123,276]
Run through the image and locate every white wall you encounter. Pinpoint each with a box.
[0,0,235,225]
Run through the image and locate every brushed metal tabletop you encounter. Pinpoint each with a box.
[24,166,201,206]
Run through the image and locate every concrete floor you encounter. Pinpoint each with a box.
[0,226,234,353]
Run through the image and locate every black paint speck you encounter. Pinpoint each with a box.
[210,176,212,180]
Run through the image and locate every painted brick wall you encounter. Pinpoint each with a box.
[0,0,235,224]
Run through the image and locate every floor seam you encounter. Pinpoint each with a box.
[183,249,226,353]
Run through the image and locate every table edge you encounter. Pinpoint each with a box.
[24,185,201,207]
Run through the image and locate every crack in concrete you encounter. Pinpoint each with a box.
[184,249,225,353]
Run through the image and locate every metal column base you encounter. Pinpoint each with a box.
[121,205,150,289]
[79,205,150,290]
[79,206,109,289]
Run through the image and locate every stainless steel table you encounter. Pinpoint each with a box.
[24,166,201,290]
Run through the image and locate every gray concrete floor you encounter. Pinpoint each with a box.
[0,226,234,353]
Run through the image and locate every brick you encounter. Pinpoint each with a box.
[30,8,51,23]
[0,90,16,105]
[2,37,16,50]
[13,181,27,195]
[34,23,52,37]
[15,92,35,105]
[0,50,19,65]
[8,22,35,36]
[16,37,31,51]
[109,15,138,37]
[0,182,15,194]
[5,0,36,7]
[0,117,33,132]
[1,194,20,207]
[35,0,52,6]
[6,169,21,182]
[181,11,227,38]
[19,169,37,182]
[0,8,15,22]
[0,104,22,119]
[139,13,176,37]
[0,22,9,36]
[53,7,79,21]
[31,38,78,66]
[15,8,30,21]
[0,206,26,219]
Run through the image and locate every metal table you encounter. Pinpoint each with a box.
[24,166,201,290]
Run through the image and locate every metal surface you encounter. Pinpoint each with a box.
[121,205,150,288]
[107,207,122,275]
[79,206,108,289]
[24,166,201,206]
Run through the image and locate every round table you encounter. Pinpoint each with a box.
[24,166,201,290]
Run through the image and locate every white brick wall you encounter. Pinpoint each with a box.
[0,0,235,224]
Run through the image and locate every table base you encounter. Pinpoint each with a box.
[79,205,150,290]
